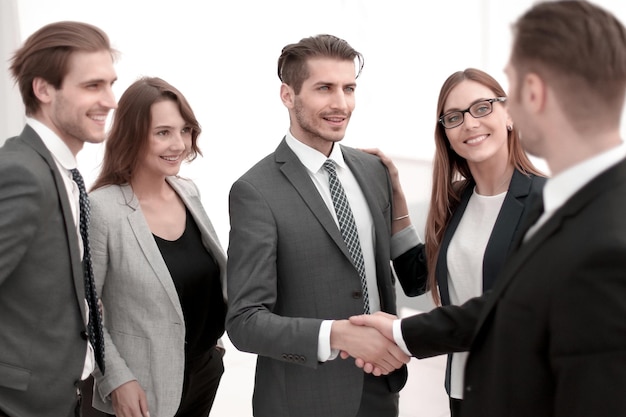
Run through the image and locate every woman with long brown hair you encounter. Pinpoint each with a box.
[367,68,546,417]
[87,77,227,417]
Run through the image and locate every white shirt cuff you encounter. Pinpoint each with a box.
[318,320,339,362]
[393,319,411,356]
[391,224,421,259]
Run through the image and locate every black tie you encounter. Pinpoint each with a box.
[70,168,105,374]
[323,159,370,314]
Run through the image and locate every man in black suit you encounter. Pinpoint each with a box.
[0,22,117,417]
[350,2,626,416]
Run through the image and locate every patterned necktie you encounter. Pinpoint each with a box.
[323,159,370,314]
[70,168,106,374]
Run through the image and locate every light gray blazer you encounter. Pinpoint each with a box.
[226,139,406,417]
[88,176,227,417]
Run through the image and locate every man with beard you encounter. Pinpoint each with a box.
[226,34,410,417]
[0,21,117,417]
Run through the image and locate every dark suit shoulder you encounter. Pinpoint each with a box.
[0,144,57,207]
[235,151,278,183]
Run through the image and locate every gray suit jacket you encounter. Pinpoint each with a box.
[0,126,89,417]
[226,139,407,417]
[88,177,227,417]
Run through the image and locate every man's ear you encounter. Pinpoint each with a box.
[280,83,295,109]
[32,77,53,105]
[523,72,547,115]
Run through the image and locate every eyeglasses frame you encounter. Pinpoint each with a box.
[439,97,507,129]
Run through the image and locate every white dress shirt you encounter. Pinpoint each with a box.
[525,141,626,241]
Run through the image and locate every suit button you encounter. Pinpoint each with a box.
[80,331,89,340]
[352,290,362,299]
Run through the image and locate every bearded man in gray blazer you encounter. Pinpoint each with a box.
[226,34,409,417]
[0,22,117,417]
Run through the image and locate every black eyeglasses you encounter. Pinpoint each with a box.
[439,97,507,129]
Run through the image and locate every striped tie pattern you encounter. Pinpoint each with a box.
[71,168,106,374]
[323,159,370,314]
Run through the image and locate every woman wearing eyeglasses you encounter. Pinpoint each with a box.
[365,68,546,417]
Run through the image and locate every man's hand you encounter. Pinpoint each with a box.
[331,318,409,376]
[340,312,405,375]
[349,311,396,340]
[111,380,150,417]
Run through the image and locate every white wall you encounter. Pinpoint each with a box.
[6,0,626,244]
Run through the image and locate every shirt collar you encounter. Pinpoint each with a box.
[285,130,347,174]
[543,141,626,214]
[26,117,77,171]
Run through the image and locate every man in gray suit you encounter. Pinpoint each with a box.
[0,21,117,417]
[226,34,409,417]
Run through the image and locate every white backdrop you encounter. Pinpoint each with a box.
[4,0,626,244]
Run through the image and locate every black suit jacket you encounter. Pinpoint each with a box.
[401,158,626,417]
[394,170,546,392]
[0,126,89,417]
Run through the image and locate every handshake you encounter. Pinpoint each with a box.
[332,312,410,376]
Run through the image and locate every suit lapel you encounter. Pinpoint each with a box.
[122,185,185,322]
[436,184,473,305]
[482,170,532,290]
[20,126,87,318]
[167,177,228,300]
[276,140,353,262]
[342,146,388,266]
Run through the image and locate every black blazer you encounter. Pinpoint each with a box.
[401,158,626,417]
[393,169,546,392]
[395,169,546,304]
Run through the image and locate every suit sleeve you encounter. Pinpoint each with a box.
[88,192,138,400]
[225,179,322,368]
[401,293,487,358]
[0,158,47,284]
[392,244,429,297]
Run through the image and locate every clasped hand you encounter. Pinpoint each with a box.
[332,312,409,376]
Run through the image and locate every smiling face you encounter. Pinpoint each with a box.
[442,80,511,167]
[137,99,192,179]
[282,57,356,155]
[42,50,117,155]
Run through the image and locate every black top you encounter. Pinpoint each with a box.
[154,208,226,359]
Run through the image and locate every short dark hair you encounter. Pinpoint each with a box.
[9,21,117,116]
[510,1,626,127]
[91,77,202,191]
[277,34,364,94]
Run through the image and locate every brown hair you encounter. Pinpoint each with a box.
[510,1,626,131]
[91,77,202,191]
[277,34,364,94]
[425,68,544,305]
[9,21,117,116]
